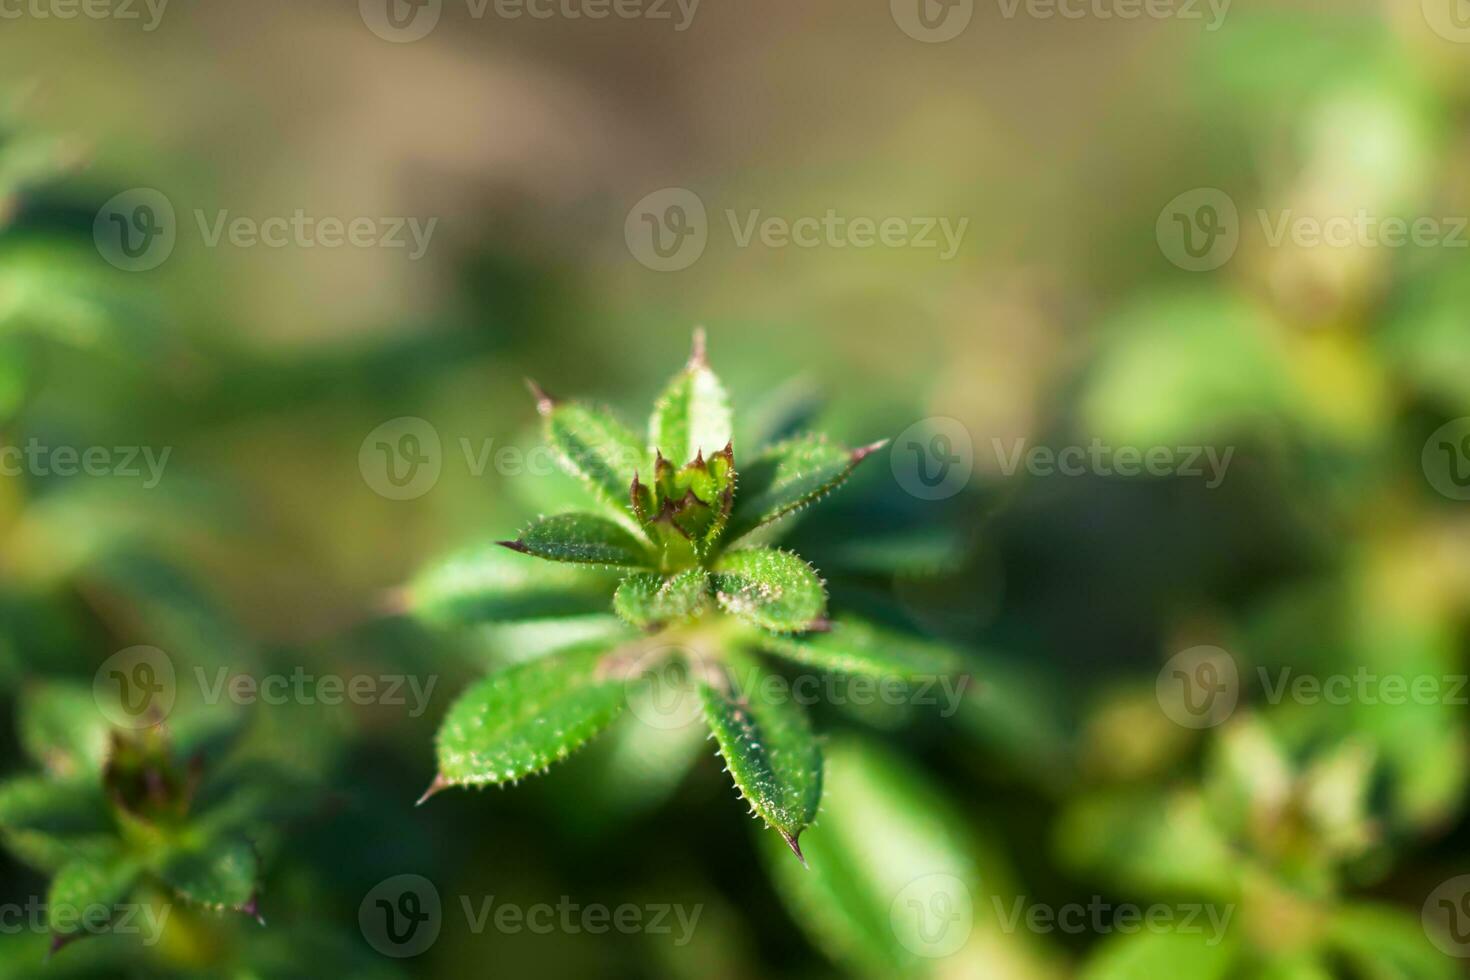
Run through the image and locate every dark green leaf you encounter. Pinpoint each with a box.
[431,642,631,791]
[0,777,114,872]
[648,328,732,466]
[158,836,258,912]
[47,852,140,937]
[613,570,710,628]
[19,683,110,780]
[726,434,883,541]
[699,649,822,860]
[532,388,648,512]
[406,543,618,625]
[711,548,827,633]
[500,513,653,568]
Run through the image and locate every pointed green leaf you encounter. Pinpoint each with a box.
[406,543,618,626]
[613,570,710,628]
[433,643,630,790]
[0,777,115,872]
[19,683,111,779]
[1081,927,1240,980]
[649,329,732,465]
[712,548,827,633]
[533,388,647,512]
[726,434,884,541]
[158,836,258,911]
[500,513,653,568]
[48,852,140,937]
[699,649,822,859]
[1330,903,1459,980]
[761,739,1007,975]
[761,614,964,680]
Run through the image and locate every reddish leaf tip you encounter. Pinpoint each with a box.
[497,539,530,555]
[689,326,709,368]
[780,829,808,867]
[416,773,450,806]
[851,438,890,463]
[525,378,557,416]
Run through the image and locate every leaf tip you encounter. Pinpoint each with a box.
[780,829,808,868]
[525,378,558,416]
[851,438,889,464]
[496,539,530,555]
[416,773,450,806]
[688,326,709,368]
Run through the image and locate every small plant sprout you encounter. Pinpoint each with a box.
[409,330,964,863]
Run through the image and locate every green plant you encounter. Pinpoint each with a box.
[410,330,963,860]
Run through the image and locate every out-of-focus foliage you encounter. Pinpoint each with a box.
[0,2,1468,978]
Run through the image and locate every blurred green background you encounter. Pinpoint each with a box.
[2,0,1470,976]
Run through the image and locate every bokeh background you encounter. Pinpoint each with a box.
[2,0,1470,976]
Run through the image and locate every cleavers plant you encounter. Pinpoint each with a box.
[411,330,964,861]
